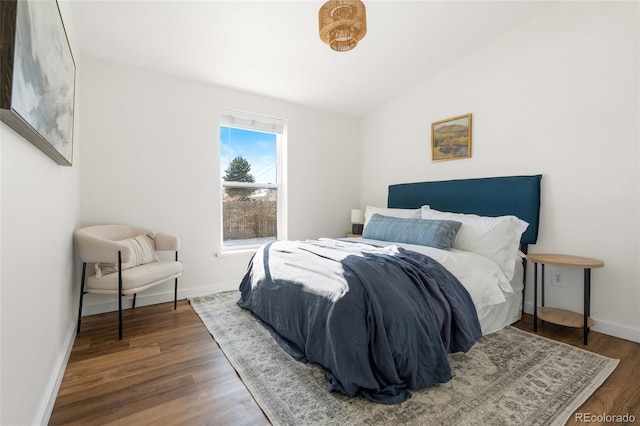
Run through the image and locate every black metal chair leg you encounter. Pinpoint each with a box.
[118,251,123,340]
[77,263,87,333]
[174,251,179,310]
[174,278,178,310]
[132,293,137,309]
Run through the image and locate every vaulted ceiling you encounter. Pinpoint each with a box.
[70,1,557,117]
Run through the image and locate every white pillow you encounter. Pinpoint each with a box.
[421,206,528,281]
[363,206,421,230]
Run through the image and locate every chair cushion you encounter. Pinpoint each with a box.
[87,261,182,295]
[95,232,159,277]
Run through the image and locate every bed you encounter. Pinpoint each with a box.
[238,175,542,405]
[385,174,542,333]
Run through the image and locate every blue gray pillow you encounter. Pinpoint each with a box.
[362,214,462,250]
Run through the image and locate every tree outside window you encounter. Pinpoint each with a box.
[219,110,285,249]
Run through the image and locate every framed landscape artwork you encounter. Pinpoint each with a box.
[431,114,472,162]
[0,0,76,166]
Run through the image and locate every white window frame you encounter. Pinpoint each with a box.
[220,108,287,252]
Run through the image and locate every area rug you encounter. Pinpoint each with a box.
[190,291,618,426]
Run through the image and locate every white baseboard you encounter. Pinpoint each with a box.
[35,316,77,425]
[40,284,227,423]
[523,301,640,344]
[86,291,640,342]
[590,320,640,344]
[81,284,226,316]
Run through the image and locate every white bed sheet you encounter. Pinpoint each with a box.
[476,261,523,334]
[344,237,523,334]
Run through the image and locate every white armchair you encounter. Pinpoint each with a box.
[74,224,182,339]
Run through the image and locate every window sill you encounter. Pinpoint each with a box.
[216,247,259,257]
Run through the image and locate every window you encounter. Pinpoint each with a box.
[220,109,287,250]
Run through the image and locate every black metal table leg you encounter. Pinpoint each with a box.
[533,261,538,332]
[584,268,591,345]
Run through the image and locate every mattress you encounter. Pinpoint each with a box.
[476,260,523,335]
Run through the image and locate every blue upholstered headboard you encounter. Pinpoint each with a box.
[388,175,542,245]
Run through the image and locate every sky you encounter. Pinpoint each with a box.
[220,126,277,184]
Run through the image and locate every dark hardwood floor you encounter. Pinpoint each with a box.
[51,300,640,425]
[50,300,269,425]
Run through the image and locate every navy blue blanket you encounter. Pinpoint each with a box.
[237,239,481,404]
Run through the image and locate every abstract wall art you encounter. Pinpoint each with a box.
[1,0,76,166]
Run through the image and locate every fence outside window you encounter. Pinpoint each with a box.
[222,182,277,246]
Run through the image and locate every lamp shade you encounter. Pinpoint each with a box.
[319,0,367,52]
[351,209,365,224]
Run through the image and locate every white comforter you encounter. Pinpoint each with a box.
[346,238,514,310]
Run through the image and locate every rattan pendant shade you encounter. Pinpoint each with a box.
[318,0,367,52]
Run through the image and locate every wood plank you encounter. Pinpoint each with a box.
[526,253,604,268]
[538,306,595,328]
[51,301,639,424]
[50,300,268,425]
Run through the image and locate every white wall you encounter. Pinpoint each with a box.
[361,1,639,342]
[0,2,81,424]
[78,56,361,313]
[1,2,635,422]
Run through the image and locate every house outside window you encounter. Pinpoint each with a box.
[220,108,287,250]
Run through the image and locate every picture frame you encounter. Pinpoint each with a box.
[1,0,76,166]
[431,114,472,162]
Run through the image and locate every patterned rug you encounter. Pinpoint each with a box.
[190,291,618,426]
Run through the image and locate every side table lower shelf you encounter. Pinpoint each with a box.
[527,253,604,345]
[537,307,595,329]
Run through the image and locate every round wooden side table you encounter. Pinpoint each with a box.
[526,253,604,345]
